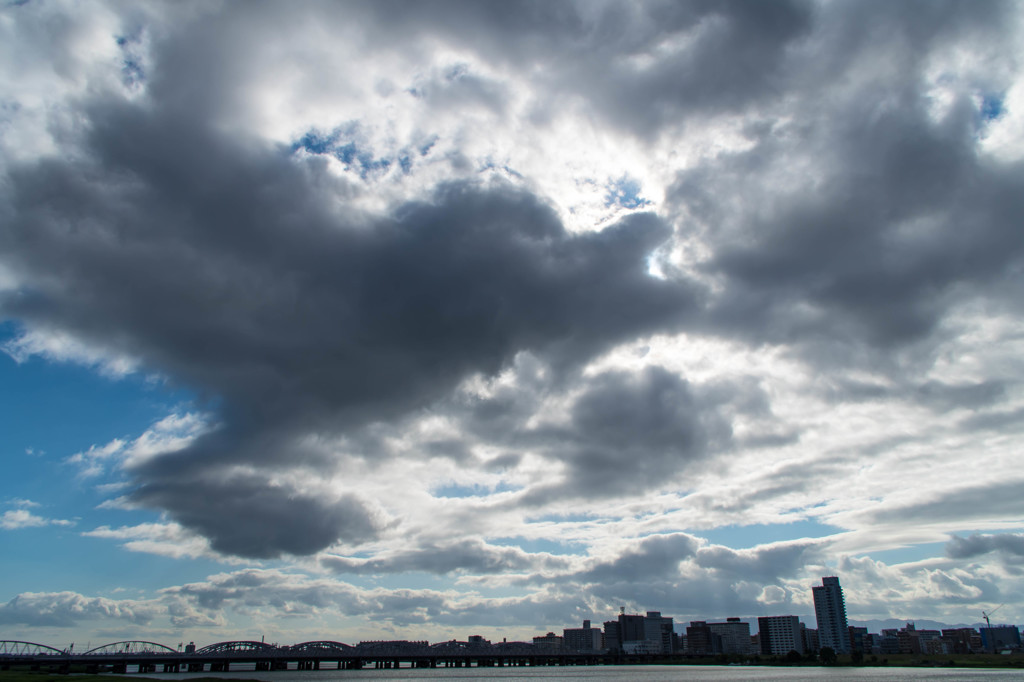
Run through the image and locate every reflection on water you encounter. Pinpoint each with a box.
[135,664,1024,682]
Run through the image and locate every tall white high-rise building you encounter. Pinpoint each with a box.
[812,576,850,653]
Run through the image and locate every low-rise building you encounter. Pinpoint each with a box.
[941,627,982,654]
[532,632,563,651]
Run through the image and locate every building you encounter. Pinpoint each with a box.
[847,626,868,654]
[603,612,643,652]
[622,639,662,654]
[812,576,851,653]
[707,618,755,655]
[603,620,620,652]
[802,626,819,653]
[618,613,646,647]
[643,611,675,654]
[532,632,563,651]
[876,628,901,655]
[941,627,983,654]
[981,625,1022,652]
[602,610,674,654]
[563,620,603,652]
[896,623,917,654]
[757,615,805,656]
[916,629,943,655]
[685,621,719,655]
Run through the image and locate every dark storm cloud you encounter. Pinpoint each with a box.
[145,0,813,139]
[1,93,696,556]
[442,365,778,506]
[559,0,813,137]
[134,472,379,559]
[521,367,735,503]
[578,533,700,584]
[673,116,1024,355]
[351,0,813,139]
[5,0,1024,573]
[666,3,1024,365]
[946,533,1024,560]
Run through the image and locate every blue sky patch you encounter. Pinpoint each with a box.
[0,329,197,472]
[432,481,521,498]
[293,126,393,180]
[114,33,146,88]
[862,540,949,566]
[419,135,439,156]
[699,519,839,549]
[604,175,651,209]
[491,536,585,556]
[980,94,1004,121]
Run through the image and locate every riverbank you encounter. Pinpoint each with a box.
[0,674,264,682]
[3,652,1023,680]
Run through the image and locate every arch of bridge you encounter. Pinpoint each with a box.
[82,641,178,655]
[0,641,67,656]
[194,641,278,655]
[288,641,355,653]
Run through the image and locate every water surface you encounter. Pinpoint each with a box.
[138,664,1024,681]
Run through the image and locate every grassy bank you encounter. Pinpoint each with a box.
[0,673,266,682]
[836,652,1024,668]
[1,675,155,682]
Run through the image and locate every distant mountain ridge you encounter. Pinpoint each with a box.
[848,618,1012,632]
[676,617,1020,634]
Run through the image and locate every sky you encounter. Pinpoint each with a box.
[2,0,1024,650]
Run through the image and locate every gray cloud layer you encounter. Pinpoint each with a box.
[3,96,696,555]
[946,533,1024,560]
[3,0,1023,570]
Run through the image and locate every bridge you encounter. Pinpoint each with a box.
[0,639,657,673]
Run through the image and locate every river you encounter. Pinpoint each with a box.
[136,664,1024,681]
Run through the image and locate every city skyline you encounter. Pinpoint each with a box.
[5,597,1019,655]
[3,0,1024,647]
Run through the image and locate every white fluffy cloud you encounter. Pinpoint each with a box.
[1,509,73,531]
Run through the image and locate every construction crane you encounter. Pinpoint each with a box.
[982,603,1005,653]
